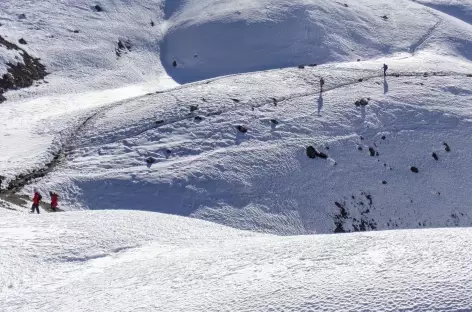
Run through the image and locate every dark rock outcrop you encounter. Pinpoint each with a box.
[0,35,47,104]
[306,146,328,159]
[236,125,248,133]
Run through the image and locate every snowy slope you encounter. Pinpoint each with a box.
[2,210,472,311]
[0,0,179,182]
[0,0,171,95]
[162,0,472,82]
[1,0,472,310]
[1,0,471,235]
[33,57,472,234]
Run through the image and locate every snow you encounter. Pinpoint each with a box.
[0,45,21,74]
[29,56,472,234]
[0,0,471,234]
[1,0,472,309]
[2,210,472,311]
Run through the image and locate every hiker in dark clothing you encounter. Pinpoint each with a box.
[320,77,325,93]
[31,189,42,214]
[50,192,58,212]
[383,64,388,77]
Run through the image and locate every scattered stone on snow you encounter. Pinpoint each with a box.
[190,105,199,112]
[116,39,132,57]
[306,146,328,159]
[236,125,248,133]
[355,98,369,107]
[410,166,419,173]
[432,152,439,161]
[369,147,376,157]
[18,38,27,45]
[443,142,451,152]
[145,157,156,165]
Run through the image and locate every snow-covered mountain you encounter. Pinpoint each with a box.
[1,0,472,310]
[2,0,469,234]
[1,0,472,233]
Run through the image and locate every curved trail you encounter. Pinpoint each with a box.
[73,70,471,148]
[1,69,471,210]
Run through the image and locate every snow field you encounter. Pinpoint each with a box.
[1,210,472,311]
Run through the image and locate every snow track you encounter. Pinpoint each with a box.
[2,69,470,204]
[72,70,470,148]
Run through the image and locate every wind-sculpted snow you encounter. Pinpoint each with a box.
[161,0,472,83]
[2,211,472,311]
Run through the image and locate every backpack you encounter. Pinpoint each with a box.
[38,193,42,201]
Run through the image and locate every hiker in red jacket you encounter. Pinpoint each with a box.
[50,192,58,212]
[31,189,42,214]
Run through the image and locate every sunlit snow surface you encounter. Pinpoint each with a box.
[1,209,472,311]
[1,0,472,310]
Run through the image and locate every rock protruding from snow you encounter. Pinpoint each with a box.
[0,36,47,103]
[306,146,328,159]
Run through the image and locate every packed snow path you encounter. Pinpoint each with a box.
[3,69,470,199]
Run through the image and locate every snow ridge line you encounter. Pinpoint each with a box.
[1,70,470,204]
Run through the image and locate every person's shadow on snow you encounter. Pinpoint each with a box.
[384,77,389,94]
[361,105,366,121]
[317,93,324,116]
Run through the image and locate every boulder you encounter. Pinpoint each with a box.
[369,147,376,157]
[236,125,248,133]
[306,146,317,159]
[145,157,155,165]
[306,146,328,159]
[443,143,451,152]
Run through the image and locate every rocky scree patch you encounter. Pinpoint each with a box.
[0,35,47,103]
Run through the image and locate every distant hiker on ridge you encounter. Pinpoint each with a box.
[320,77,325,93]
[50,191,58,212]
[31,189,42,214]
[383,64,388,77]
